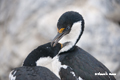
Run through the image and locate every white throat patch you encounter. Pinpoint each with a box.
[36,57,53,72]
[36,56,68,78]
[59,21,82,53]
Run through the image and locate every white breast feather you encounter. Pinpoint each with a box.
[36,57,53,72]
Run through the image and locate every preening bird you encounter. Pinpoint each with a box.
[51,11,116,80]
[23,42,77,79]
[9,42,62,80]
[9,11,116,80]
[9,42,76,80]
[23,42,62,67]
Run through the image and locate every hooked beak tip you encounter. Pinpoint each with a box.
[51,42,56,47]
[51,31,67,47]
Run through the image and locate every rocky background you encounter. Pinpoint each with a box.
[0,0,120,80]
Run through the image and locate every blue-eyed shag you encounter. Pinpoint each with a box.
[9,42,76,80]
[9,11,116,80]
[51,11,116,80]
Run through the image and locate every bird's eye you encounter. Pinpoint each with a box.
[66,26,70,30]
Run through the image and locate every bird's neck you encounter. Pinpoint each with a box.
[59,21,82,53]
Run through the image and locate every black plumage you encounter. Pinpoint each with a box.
[9,42,62,80]
[59,46,116,80]
[10,66,59,80]
[59,66,77,80]
[23,42,61,66]
[10,42,77,80]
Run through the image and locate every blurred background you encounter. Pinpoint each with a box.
[0,0,120,80]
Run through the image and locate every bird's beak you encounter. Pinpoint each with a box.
[51,31,69,47]
[51,32,64,47]
[59,42,70,48]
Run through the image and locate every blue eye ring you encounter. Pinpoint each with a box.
[66,26,70,30]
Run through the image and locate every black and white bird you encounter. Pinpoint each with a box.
[23,42,62,67]
[9,11,116,80]
[9,42,76,80]
[51,11,116,80]
[9,42,62,80]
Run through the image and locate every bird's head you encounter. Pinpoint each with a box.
[51,11,84,52]
[23,42,68,66]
